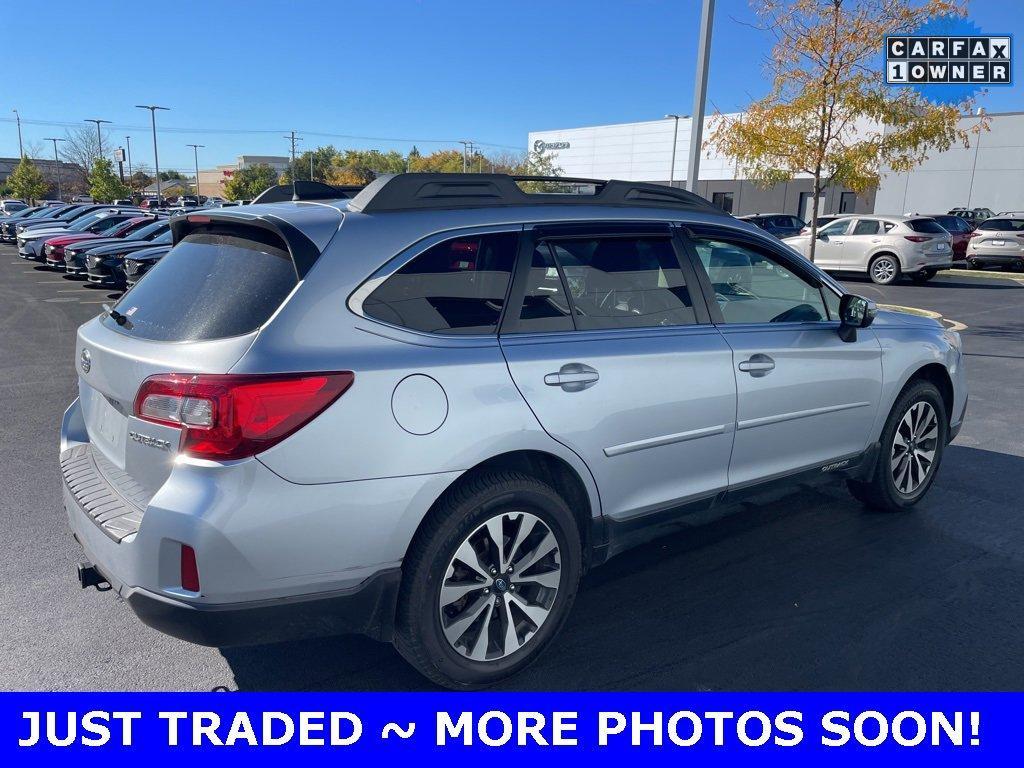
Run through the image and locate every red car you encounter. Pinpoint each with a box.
[43,217,159,267]
[925,214,975,261]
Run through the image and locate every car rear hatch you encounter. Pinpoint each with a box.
[70,207,340,529]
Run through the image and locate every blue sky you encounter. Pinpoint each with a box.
[4,0,1020,172]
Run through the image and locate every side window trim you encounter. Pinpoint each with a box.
[678,223,835,328]
[347,224,523,335]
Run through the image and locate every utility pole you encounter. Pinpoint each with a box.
[136,105,169,203]
[12,109,24,158]
[84,118,112,162]
[187,144,204,201]
[125,135,133,183]
[284,131,302,200]
[43,137,67,200]
[665,114,684,187]
[685,0,715,194]
[458,140,473,172]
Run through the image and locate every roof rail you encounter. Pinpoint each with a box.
[251,180,365,204]
[346,173,720,214]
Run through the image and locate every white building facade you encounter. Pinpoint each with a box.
[529,111,1024,219]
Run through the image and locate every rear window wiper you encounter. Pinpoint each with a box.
[102,304,132,328]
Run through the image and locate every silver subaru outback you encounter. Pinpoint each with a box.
[61,174,967,688]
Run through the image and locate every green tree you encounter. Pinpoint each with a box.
[88,158,132,203]
[223,164,280,200]
[708,0,975,260]
[280,145,342,184]
[326,149,407,185]
[7,157,50,203]
[407,149,467,173]
[159,169,186,181]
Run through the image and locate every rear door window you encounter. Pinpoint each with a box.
[543,236,696,330]
[106,230,298,341]
[851,219,881,236]
[362,232,518,334]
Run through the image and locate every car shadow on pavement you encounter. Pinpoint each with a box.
[219,444,1024,692]
[841,275,1022,290]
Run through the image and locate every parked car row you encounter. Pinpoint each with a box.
[1,201,175,286]
[736,205,1022,284]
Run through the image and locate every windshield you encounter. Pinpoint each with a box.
[127,221,168,240]
[6,207,37,220]
[67,212,108,232]
[55,206,87,221]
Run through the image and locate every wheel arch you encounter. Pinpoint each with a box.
[903,362,954,424]
[407,449,603,570]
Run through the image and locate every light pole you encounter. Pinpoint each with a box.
[136,105,169,203]
[12,108,23,158]
[125,135,133,184]
[685,0,715,194]
[187,144,204,201]
[84,118,112,161]
[42,137,67,200]
[283,131,302,199]
[665,114,684,187]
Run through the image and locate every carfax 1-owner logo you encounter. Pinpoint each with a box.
[886,34,1012,84]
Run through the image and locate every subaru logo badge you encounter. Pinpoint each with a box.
[80,348,91,374]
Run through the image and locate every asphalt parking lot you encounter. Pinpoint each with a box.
[1,247,1022,692]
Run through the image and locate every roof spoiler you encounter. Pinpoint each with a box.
[346,173,719,214]
[169,210,323,279]
[250,180,366,204]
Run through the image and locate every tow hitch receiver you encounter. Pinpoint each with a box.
[77,562,109,590]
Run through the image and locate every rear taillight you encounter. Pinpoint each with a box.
[180,544,200,592]
[904,235,931,243]
[134,372,354,460]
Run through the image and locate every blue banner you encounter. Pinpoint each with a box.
[2,693,1018,765]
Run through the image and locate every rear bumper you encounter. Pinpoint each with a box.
[125,568,401,646]
[969,253,1024,266]
[60,396,451,647]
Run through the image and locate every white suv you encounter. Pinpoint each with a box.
[785,215,954,284]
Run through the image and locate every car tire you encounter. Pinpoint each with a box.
[869,254,901,284]
[847,380,948,512]
[394,470,582,689]
[967,259,982,270]
[909,269,936,283]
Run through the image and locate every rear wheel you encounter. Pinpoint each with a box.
[967,259,983,270]
[394,471,582,689]
[848,380,947,512]
[869,254,901,285]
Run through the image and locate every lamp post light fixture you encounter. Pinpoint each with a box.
[136,105,170,203]
[42,137,67,200]
[187,144,204,203]
[84,118,112,161]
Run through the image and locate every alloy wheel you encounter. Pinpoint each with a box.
[871,257,897,283]
[891,401,939,495]
[438,511,561,662]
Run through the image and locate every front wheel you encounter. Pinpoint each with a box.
[869,255,901,285]
[848,380,948,512]
[394,471,582,689]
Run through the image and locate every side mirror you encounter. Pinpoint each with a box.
[816,230,829,241]
[838,294,877,342]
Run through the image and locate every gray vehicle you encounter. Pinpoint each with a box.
[61,174,967,688]
[965,216,1024,271]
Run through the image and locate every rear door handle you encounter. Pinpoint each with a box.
[738,354,775,377]
[544,363,599,392]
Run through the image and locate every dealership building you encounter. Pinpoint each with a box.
[528,110,1023,219]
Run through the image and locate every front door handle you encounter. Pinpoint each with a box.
[738,354,775,377]
[544,363,599,392]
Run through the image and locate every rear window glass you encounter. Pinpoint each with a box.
[907,219,947,234]
[363,232,518,334]
[106,231,297,341]
[978,219,1024,231]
